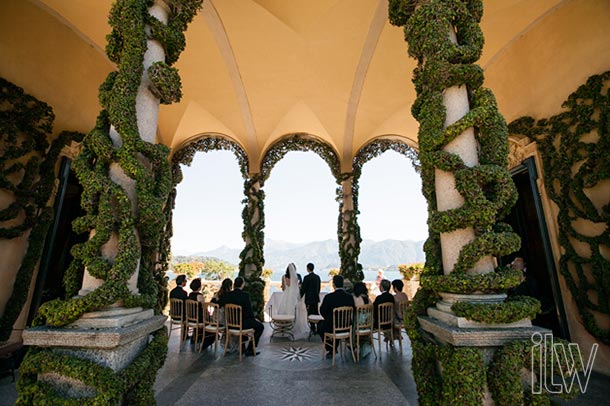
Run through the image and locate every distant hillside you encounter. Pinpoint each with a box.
[186,238,425,272]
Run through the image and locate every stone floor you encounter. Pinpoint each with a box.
[1,323,609,405]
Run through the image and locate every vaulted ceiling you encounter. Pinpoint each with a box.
[2,0,609,171]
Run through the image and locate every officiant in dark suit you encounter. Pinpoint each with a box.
[300,262,321,332]
[318,275,355,357]
[219,276,264,356]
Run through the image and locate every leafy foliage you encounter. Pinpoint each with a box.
[509,70,610,345]
[0,77,83,340]
[398,262,424,280]
[18,0,203,404]
[451,295,541,324]
[172,257,236,280]
[16,328,168,405]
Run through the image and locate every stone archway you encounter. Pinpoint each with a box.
[158,134,249,310]
[342,137,422,281]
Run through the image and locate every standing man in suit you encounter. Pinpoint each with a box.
[219,276,264,356]
[300,262,321,333]
[373,279,395,329]
[318,275,355,358]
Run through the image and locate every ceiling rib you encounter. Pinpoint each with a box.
[342,0,388,173]
[203,1,259,170]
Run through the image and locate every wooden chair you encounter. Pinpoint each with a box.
[307,314,324,341]
[354,304,377,362]
[203,302,222,358]
[269,304,295,341]
[322,306,356,366]
[393,300,409,352]
[169,298,186,348]
[374,302,395,360]
[223,304,256,361]
[185,299,204,352]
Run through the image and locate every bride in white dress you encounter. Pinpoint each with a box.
[276,263,308,340]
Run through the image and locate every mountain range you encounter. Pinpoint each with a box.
[186,238,425,272]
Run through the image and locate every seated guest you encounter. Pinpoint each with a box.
[212,278,233,325]
[188,278,216,349]
[170,274,188,301]
[219,277,264,356]
[352,282,370,306]
[187,278,205,322]
[391,279,409,321]
[373,279,395,329]
[318,275,355,358]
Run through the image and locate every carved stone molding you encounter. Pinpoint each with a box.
[507,136,533,169]
[60,141,82,161]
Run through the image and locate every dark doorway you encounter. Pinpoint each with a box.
[501,157,570,339]
[27,157,87,324]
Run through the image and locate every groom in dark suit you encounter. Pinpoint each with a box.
[300,262,321,333]
[219,276,264,356]
[318,275,354,357]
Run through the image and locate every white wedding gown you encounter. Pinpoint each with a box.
[275,263,308,340]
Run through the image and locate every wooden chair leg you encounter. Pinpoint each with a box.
[332,337,336,366]
[223,331,230,358]
[251,333,256,357]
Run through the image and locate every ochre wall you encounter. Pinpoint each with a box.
[0,0,110,333]
[485,0,610,123]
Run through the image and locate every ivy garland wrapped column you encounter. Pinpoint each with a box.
[388,0,562,404]
[17,1,203,404]
[239,173,266,317]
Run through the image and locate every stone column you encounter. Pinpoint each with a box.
[434,29,494,276]
[79,1,170,297]
[338,173,361,280]
[240,174,264,279]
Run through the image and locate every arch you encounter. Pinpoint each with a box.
[171,133,249,179]
[353,136,420,182]
[260,133,341,183]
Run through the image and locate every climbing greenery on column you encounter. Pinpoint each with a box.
[0,78,83,340]
[389,0,547,404]
[239,173,266,317]
[509,70,610,345]
[33,0,202,328]
[18,0,203,404]
[345,139,421,281]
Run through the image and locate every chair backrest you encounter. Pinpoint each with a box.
[185,299,200,324]
[332,306,353,334]
[169,298,184,321]
[225,304,243,330]
[377,302,394,330]
[204,302,220,326]
[356,304,373,330]
[396,300,409,322]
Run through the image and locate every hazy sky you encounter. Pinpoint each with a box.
[171,149,428,255]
